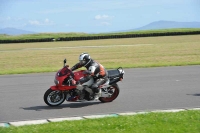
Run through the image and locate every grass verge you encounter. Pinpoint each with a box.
[0,110,200,133]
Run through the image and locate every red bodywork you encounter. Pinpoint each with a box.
[50,66,85,91]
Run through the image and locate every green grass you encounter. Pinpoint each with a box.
[0,110,200,133]
[0,35,200,75]
[0,28,200,40]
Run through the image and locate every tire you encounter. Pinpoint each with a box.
[99,84,120,103]
[44,88,66,106]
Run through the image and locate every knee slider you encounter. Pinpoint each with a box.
[91,84,98,89]
[91,84,99,93]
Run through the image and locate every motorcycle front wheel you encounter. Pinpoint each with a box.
[44,88,66,106]
[99,83,120,103]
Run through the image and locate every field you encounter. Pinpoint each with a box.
[0,35,200,75]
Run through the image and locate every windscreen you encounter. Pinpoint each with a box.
[58,67,74,77]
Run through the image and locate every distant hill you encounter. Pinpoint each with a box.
[1,21,200,35]
[132,21,200,31]
[0,28,36,35]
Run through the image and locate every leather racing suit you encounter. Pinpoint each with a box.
[71,59,108,94]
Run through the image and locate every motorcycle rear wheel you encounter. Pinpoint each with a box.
[44,88,66,106]
[99,84,120,103]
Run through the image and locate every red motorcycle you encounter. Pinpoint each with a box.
[44,59,125,106]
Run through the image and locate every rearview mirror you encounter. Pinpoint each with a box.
[63,59,67,67]
[64,59,67,64]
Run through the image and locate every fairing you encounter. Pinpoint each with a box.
[50,67,87,91]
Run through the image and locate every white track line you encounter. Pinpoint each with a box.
[48,117,83,122]
[1,44,154,52]
[24,44,153,50]
[1,107,199,127]
[9,120,48,127]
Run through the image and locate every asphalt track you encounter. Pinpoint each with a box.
[0,66,200,123]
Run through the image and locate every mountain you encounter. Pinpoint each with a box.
[0,28,36,35]
[132,21,200,31]
[1,21,200,35]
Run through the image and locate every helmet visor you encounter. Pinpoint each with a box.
[79,60,86,65]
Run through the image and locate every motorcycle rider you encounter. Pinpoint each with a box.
[71,52,108,99]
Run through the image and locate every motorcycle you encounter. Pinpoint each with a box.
[44,59,125,106]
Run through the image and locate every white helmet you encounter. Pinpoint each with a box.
[79,53,91,66]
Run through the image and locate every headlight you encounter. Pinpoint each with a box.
[54,79,59,85]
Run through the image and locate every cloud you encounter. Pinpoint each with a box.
[29,19,54,26]
[156,11,160,14]
[37,9,67,14]
[44,19,50,23]
[0,16,14,22]
[15,17,23,21]
[0,16,23,22]
[95,21,111,27]
[65,24,70,27]
[94,15,113,27]
[29,20,40,25]
[6,16,11,20]
[95,15,114,20]
[101,22,111,26]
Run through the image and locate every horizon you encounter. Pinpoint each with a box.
[2,20,200,34]
[0,0,200,33]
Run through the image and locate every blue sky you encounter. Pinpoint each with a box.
[0,0,199,33]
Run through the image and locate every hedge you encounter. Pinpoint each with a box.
[0,31,200,44]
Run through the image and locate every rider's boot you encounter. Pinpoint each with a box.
[67,96,78,101]
[92,86,101,100]
[94,89,101,100]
